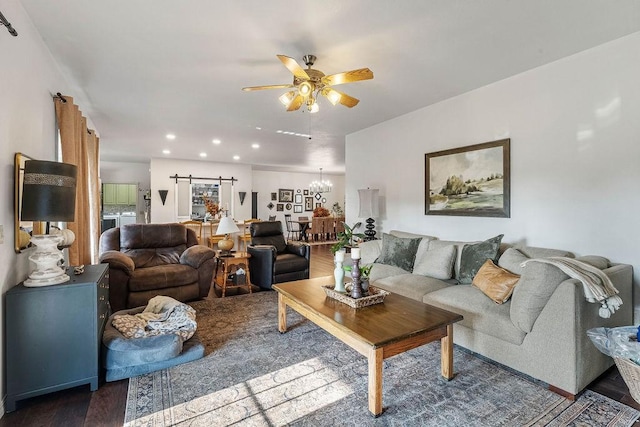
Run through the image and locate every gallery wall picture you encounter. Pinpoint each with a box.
[278,189,294,202]
[285,203,292,210]
[294,194,302,204]
[303,189,309,195]
[267,202,274,210]
[271,192,277,201]
[425,138,510,218]
[304,197,313,211]
[277,203,284,211]
[294,205,303,213]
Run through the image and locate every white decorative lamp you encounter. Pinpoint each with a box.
[358,188,380,241]
[21,160,77,287]
[216,216,240,255]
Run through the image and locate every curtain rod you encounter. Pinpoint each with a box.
[53,92,67,103]
[52,93,92,135]
[0,11,17,36]
[170,174,237,184]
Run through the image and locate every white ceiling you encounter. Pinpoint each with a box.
[19,0,640,173]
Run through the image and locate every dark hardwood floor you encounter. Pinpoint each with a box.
[2,243,637,426]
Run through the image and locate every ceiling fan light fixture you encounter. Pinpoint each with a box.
[279,91,295,106]
[309,102,319,113]
[326,90,342,106]
[299,81,313,97]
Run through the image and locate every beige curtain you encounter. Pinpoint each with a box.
[55,96,100,266]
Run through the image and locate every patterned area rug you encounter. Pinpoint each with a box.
[125,292,639,426]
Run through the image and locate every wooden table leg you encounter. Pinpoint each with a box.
[277,294,287,333]
[441,324,454,380]
[245,262,252,294]
[221,261,228,298]
[368,346,384,416]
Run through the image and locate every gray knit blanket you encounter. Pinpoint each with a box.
[522,257,622,318]
[112,296,197,340]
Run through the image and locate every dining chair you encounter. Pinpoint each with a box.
[181,220,203,245]
[207,220,224,249]
[268,215,276,221]
[284,214,300,241]
[240,218,261,252]
[311,217,324,242]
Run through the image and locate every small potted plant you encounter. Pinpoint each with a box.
[331,222,365,254]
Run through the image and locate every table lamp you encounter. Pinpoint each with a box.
[216,216,240,256]
[21,160,77,287]
[358,188,380,241]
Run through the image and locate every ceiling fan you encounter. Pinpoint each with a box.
[242,54,373,112]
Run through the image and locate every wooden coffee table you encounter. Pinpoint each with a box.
[273,277,463,416]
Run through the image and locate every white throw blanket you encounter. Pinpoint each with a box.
[522,257,622,318]
[112,296,197,340]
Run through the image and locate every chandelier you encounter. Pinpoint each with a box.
[309,168,332,193]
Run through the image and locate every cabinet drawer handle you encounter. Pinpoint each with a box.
[99,296,105,301]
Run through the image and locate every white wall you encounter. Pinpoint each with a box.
[0,0,85,416]
[149,158,254,223]
[347,32,640,322]
[101,161,151,221]
[252,170,345,223]
[149,161,346,225]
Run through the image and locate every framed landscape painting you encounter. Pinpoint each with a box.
[425,139,510,217]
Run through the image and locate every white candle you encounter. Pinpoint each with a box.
[335,251,345,262]
[351,248,361,259]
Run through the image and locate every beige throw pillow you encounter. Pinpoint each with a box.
[472,259,521,304]
[412,245,456,280]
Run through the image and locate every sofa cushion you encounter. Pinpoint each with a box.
[424,285,527,345]
[129,264,199,292]
[376,233,421,272]
[359,239,383,265]
[124,247,186,269]
[428,240,473,279]
[458,234,504,284]
[368,263,409,282]
[472,259,520,304]
[510,261,569,333]
[374,274,452,301]
[274,253,309,275]
[498,247,529,275]
[413,244,456,280]
[389,230,438,241]
[576,255,610,270]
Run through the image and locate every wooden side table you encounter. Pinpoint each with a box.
[213,251,252,297]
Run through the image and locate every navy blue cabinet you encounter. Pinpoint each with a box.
[5,264,109,412]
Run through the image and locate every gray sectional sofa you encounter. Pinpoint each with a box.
[359,230,633,397]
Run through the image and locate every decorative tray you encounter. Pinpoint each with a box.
[322,285,390,309]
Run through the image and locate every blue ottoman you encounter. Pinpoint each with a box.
[102,306,205,382]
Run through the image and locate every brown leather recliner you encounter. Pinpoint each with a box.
[99,223,216,312]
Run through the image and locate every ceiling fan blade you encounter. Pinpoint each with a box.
[286,94,304,111]
[321,88,360,108]
[321,68,373,86]
[277,55,310,80]
[242,84,294,92]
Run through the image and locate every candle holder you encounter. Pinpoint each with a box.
[351,257,363,299]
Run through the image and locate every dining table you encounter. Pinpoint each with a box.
[291,220,311,242]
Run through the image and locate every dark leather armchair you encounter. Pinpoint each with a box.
[99,223,216,312]
[247,221,310,289]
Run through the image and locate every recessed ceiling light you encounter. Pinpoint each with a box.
[233,155,240,160]
[251,143,260,149]
[276,130,283,133]
[256,127,262,130]
[162,149,171,154]
[212,139,221,145]
[199,152,207,157]
[166,134,176,140]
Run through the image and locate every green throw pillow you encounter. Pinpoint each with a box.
[376,233,421,272]
[458,234,504,284]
